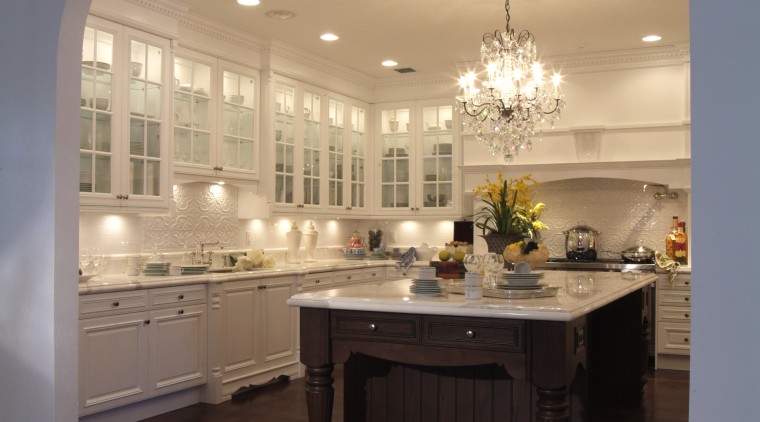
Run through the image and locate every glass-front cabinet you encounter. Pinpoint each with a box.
[375,100,458,216]
[269,77,368,215]
[80,16,171,211]
[173,48,259,181]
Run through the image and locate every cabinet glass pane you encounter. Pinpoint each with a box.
[94,155,111,193]
[174,128,191,163]
[193,132,210,165]
[222,70,256,171]
[95,114,111,152]
[130,158,161,196]
[328,98,344,207]
[174,57,212,169]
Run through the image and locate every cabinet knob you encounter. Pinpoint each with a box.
[368,323,377,331]
[112,301,120,307]
[684,297,690,302]
[465,330,476,339]
[371,273,376,277]
[315,279,320,284]
[178,294,184,300]
[685,313,690,318]
[346,275,352,280]
[684,337,689,343]
[144,320,150,325]
[178,309,184,315]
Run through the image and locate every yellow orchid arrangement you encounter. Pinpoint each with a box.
[472,173,548,238]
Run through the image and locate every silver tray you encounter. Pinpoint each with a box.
[448,283,560,299]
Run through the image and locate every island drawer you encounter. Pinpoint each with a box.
[422,316,525,352]
[331,311,420,344]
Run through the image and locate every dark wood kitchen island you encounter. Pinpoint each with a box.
[287,271,655,422]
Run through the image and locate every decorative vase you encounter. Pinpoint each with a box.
[302,222,318,263]
[286,222,302,263]
[481,233,524,255]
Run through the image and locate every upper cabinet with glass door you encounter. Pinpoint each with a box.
[375,100,459,216]
[269,77,368,215]
[80,16,172,211]
[173,50,259,182]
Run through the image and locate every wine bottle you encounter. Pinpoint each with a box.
[665,216,679,261]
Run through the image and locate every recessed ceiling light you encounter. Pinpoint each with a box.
[237,0,260,6]
[382,60,398,67]
[266,10,296,19]
[320,33,339,41]
[642,35,662,42]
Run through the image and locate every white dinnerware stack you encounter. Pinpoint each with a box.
[142,262,170,276]
[409,267,443,296]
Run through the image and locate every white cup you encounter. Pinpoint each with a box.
[464,272,483,300]
[417,266,436,280]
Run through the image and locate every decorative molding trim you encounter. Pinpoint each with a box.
[549,45,691,73]
[178,13,264,53]
[125,0,187,20]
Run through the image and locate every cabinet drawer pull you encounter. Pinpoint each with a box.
[465,330,476,339]
[684,280,690,286]
[315,279,321,284]
[144,320,150,325]
[368,323,377,331]
[112,301,120,307]
[371,272,376,277]
[684,337,689,343]
[685,313,690,318]
[346,275,352,280]
[178,294,184,300]
[178,309,184,315]
[684,297,690,302]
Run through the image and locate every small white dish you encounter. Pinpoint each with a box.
[514,262,532,274]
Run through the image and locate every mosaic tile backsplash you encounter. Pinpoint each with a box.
[531,178,688,258]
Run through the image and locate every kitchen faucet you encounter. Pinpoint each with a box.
[197,241,221,265]
[643,183,679,200]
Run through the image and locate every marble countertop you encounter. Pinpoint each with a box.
[287,271,657,321]
[78,259,413,294]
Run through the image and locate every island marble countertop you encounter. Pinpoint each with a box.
[287,271,657,322]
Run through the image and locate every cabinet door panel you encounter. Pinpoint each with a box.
[261,280,296,364]
[149,304,207,396]
[79,313,149,415]
[222,286,258,373]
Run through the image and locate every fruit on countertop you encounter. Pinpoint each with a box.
[453,250,466,262]
[438,250,451,261]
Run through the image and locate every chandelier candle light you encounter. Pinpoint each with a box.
[457,0,565,162]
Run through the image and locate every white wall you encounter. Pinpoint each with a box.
[690,0,760,419]
[0,0,87,420]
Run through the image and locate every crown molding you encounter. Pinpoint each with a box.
[125,0,188,20]
[549,44,691,73]
[262,40,375,91]
[178,12,264,53]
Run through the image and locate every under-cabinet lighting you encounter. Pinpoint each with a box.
[642,35,662,42]
[237,0,260,6]
[320,33,339,41]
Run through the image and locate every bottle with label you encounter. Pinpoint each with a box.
[674,221,688,265]
[665,216,679,261]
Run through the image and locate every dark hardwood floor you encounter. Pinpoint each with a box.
[141,366,688,422]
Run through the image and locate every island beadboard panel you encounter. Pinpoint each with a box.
[532,178,688,258]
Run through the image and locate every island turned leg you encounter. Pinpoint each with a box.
[300,307,335,422]
[305,364,334,422]
[536,386,570,421]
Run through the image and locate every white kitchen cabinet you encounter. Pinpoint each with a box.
[206,275,298,402]
[78,285,207,416]
[173,48,260,182]
[269,76,369,215]
[656,273,691,370]
[79,16,172,211]
[300,267,384,292]
[375,100,459,217]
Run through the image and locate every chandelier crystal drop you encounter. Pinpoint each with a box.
[457,0,565,162]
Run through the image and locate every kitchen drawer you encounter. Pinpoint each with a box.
[658,306,691,322]
[422,316,525,353]
[150,284,206,307]
[80,290,149,318]
[301,272,334,290]
[332,269,365,285]
[657,274,691,290]
[657,321,691,354]
[331,310,421,344]
[658,290,691,307]
[362,268,384,282]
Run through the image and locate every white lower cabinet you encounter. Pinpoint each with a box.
[205,275,298,403]
[655,273,691,370]
[78,285,207,416]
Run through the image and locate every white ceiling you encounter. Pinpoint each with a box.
[178,0,689,79]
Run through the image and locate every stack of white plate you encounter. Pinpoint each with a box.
[142,262,170,276]
[181,264,208,275]
[500,271,544,287]
[409,277,444,296]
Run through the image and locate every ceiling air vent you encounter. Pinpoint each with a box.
[394,67,416,74]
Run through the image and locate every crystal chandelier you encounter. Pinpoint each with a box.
[457,0,565,162]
